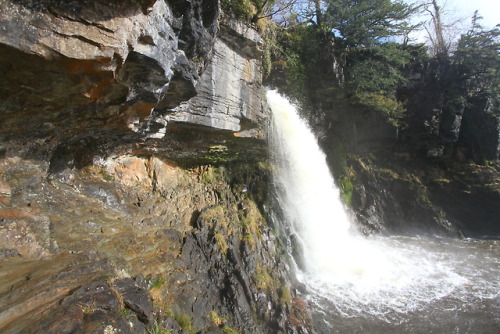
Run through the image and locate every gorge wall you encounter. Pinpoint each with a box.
[0,1,311,333]
[341,60,499,238]
[270,37,500,239]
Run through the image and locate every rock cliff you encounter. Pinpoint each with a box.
[314,74,500,238]
[267,35,499,238]
[0,1,310,333]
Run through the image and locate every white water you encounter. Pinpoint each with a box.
[267,90,500,333]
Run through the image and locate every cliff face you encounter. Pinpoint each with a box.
[272,39,500,238]
[400,58,499,164]
[0,0,265,140]
[316,77,500,238]
[0,1,309,333]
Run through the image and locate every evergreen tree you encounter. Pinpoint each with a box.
[453,13,499,102]
[345,43,420,125]
[324,0,417,46]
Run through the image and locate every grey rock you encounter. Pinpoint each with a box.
[219,19,263,59]
[63,281,121,312]
[113,278,154,325]
[167,37,266,132]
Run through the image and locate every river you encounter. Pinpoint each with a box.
[267,90,500,334]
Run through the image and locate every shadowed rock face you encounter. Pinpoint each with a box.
[0,0,266,140]
[0,1,312,333]
[0,0,207,140]
[400,61,499,163]
[266,39,499,239]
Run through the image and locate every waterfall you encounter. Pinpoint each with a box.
[267,90,349,269]
[266,90,499,331]
[267,90,389,283]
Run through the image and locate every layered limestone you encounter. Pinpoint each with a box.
[0,0,265,139]
[167,21,266,132]
[0,1,311,333]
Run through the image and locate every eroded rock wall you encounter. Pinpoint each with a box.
[0,0,265,140]
[0,155,304,333]
[0,1,311,333]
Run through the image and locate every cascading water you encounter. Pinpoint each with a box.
[267,90,500,333]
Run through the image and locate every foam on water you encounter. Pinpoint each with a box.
[267,90,500,330]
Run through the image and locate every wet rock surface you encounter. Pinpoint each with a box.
[0,1,311,333]
[0,144,309,332]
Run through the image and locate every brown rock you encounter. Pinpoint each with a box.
[45,305,84,334]
[0,252,113,332]
[0,220,49,259]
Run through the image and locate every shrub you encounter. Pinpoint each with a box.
[209,310,227,327]
[221,0,254,20]
[222,325,239,334]
[279,286,292,305]
[214,232,229,255]
[174,314,194,333]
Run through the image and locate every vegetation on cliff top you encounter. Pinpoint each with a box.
[223,1,499,234]
[238,1,499,162]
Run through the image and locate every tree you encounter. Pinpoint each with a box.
[220,0,299,23]
[424,0,447,54]
[251,0,298,22]
[417,0,479,56]
[444,13,500,162]
[420,0,464,56]
[345,43,416,125]
[269,0,422,125]
[453,13,500,101]
[324,0,418,46]
[278,0,325,27]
